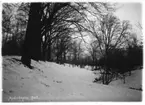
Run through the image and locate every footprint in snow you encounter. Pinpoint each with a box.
[3,91,8,94]
[9,90,14,93]
[80,93,84,96]
[53,80,62,83]
[21,77,25,79]
[40,82,50,87]
[56,81,62,83]
[21,83,24,88]
[21,77,30,79]
[3,77,7,80]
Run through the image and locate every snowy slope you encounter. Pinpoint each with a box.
[2,56,142,102]
[109,70,142,90]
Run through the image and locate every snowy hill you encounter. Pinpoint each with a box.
[110,70,142,90]
[2,56,142,102]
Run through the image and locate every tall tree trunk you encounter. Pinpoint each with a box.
[104,48,109,84]
[63,51,66,63]
[21,3,41,67]
[47,44,51,61]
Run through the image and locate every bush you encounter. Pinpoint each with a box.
[127,45,143,70]
[96,45,143,84]
[98,45,143,74]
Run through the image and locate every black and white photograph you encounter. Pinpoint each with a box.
[1,0,143,102]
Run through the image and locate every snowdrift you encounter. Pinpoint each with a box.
[2,56,142,102]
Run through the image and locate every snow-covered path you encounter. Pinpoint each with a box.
[2,56,142,102]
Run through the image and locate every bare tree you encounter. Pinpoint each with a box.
[87,40,100,68]
[2,4,14,45]
[52,30,72,63]
[83,13,132,84]
[2,3,26,55]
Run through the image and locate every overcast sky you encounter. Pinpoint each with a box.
[114,3,142,39]
[115,3,142,24]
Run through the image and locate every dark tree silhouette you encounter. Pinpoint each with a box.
[21,3,42,68]
[40,3,70,61]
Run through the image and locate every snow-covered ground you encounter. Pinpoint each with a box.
[110,70,142,90]
[2,56,142,102]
